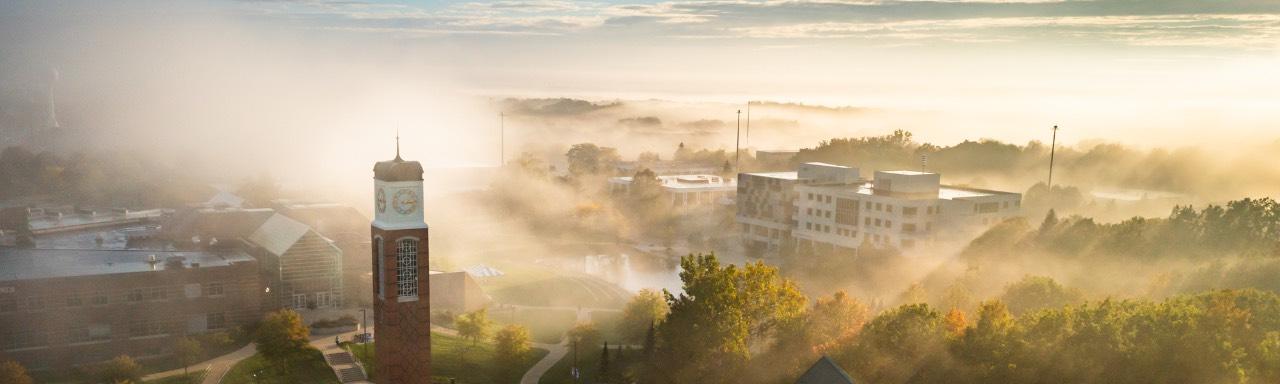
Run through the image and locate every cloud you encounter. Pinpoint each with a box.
[213,0,1280,50]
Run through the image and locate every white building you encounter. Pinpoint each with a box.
[739,163,1021,255]
[737,163,859,252]
[609,174,737,208]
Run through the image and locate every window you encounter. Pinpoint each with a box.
[825,196,831,204]
[129,320,165,338]
[976,202,1000,213]
[127,289,144,302]
[207,312,227,330]
[806,208,812,215]
[902,239,916,249]
[66,294,83,307]
[2,331,48,350]
[886,220,893,228]
[397,238,420,299]
[147,287,168,301]
[864,217,871,226]
[91,294,109,306]
[205,282,225,297]
[903,207,918,216]
[874,218,882,226]
[875,203,882,211]
[806,222,812,230]
[902,223,917,233]
[0,297,15,312]
[886,205,893,213]
[24,296,44,311]
[865,202,871,209]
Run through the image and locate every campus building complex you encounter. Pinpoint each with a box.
[739,163,1021,255]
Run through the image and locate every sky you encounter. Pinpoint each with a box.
[1,0,1279,176]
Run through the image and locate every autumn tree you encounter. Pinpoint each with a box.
[493,324,532,382]
[618,289,670,344]
[173,336,204,378]
[456,308,493,346]
[92,355,144,384]
[255,309,314,373]
[0,361,33,384]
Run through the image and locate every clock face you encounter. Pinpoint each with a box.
[376,187,387,213]
[393,189,419,215]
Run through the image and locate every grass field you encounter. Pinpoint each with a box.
[347,331,548,384]
[491,275,633,309]
[222,348,339,384]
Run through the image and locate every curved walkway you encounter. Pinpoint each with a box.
[520,340,567,384]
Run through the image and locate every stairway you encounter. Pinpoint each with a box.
[323,350,368,383]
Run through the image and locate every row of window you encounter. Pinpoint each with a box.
[0,282,226,313]
[1,312,227,351]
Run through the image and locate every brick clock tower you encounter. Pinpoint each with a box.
[371,142,431,384]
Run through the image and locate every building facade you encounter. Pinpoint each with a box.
[739,163,1022,256]
[0,249,261,372]
[608,174,737,209]
[247,213,344,310]
[371,150,432,384]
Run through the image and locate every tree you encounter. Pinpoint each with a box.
[1001,276,1084,315]
[567,322,602,350]
[93,355,144,384]
[945,308,968,338]
[619,289,670,344]
[566,143,620,176]
[656,253,806,384]
[173,336,204,378]
[0,361,33,384]
[836,303,948,384]
[599,341,612,382]
[493,324,532,382]
[455,308,493,346]
[255,309,314,372]
[237,173,280,208]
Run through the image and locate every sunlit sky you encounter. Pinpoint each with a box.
[2,0,1279,171]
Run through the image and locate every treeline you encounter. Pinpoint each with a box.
[0,145,208,207]
[613,254,1280,384]
[966,197,1280,262]
[794,130,1280,198]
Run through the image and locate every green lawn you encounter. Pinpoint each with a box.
[490,276,633,309]
[222,348,339,384]
[491,307,578,344]
[144,370,207,384]
[346,331,548,384]
[539,342,640,384]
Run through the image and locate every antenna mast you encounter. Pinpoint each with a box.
[735,109,742,172]
[1047,125,1058,189]
[500,112,505,166]
[745,101,751,149]
[395,129,401,161]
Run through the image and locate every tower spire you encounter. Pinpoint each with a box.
[395,129,402,161]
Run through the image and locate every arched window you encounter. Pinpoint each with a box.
[373,237,383,299]
[396,238,419,299]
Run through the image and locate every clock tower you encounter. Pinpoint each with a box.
[371,140,431,383]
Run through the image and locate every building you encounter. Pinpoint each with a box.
[614,160,720,176]
[0,249,261,372]
[795,355,856,384]
[371,146,432,383]
[738,163,859,252]
[739,163,1021,255]
[246,213,344,309]
[428,270,489,313]
[274,201,372,306]
[755,149,799,165]
[609,174,737,208]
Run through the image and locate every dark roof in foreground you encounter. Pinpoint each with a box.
[796,355,855,384]
[0,248,256,282]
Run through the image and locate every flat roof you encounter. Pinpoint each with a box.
[612,174,737,190]
[879,170,934,176]
[802,181,1015,200]
[0,249,256,282]
[742,171,799,180]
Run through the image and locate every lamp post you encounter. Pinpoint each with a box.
[360,308,369,357]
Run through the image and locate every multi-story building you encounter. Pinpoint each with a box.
[0,249,262,372]
[739,163,1021,255]
[609,174,737,208]
[737,163,859,252]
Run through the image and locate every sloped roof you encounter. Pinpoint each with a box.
[795,356,855,384]
[247,213,311,256]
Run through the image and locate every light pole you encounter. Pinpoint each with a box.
[735,109,741,172]
[1048,125,1059,190]
[360,308,369,357]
